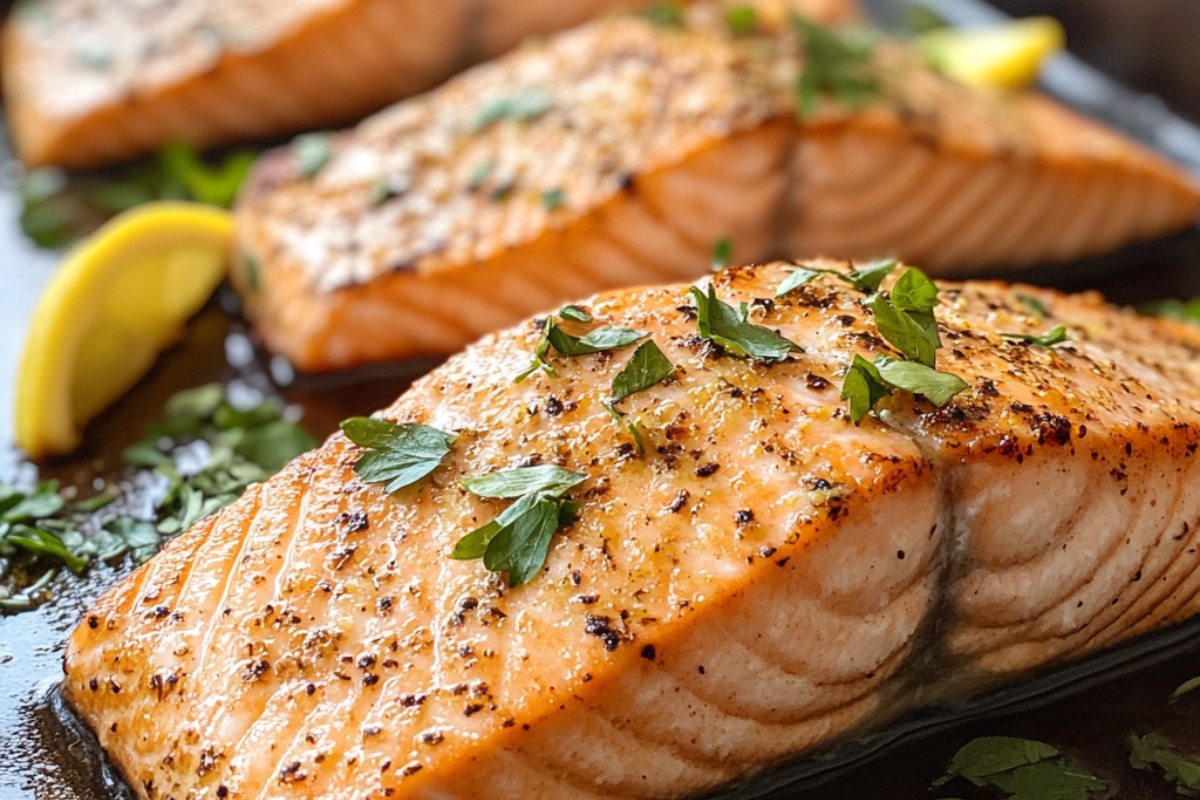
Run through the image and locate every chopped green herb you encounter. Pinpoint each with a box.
[690,284,803,362]
[793,15,880,119]
[641,1,687,27]
[725,5,759,35]
[341,417,456,493]
[711,237,733,272]
[604,404,647,457]
[1017,293,1049,319]
[936,737,1107,800]
[547,325,646,356]
[1002,325,1070,348]
[368,175,406,207]
[890,266,939,314]
[471,90,555,132]
[293,133,334,179]
[541,187,565,210]
[468,159,496,191]
[1129,733,1200,792]
[1171,675,1200,702]
[75,46,113,71]
[841,354,891,425]
[868,290,940,367]
[875,358,968,406]
[775,258,898,298]
[1138,297,1200,325]
[159,142,255,207]
[244,254,261,291]
[558,305,593,323]
[612,340,674,402]
[453,466,587,586]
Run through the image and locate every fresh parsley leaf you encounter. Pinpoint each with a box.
[891,267,939,314]
[159,142,255,208]
[775,259,898,298]
[1171,675,1200,702]
[558,305,593,323]
[1018,293,1049,319]
[725,5,758,35]
[541,187,565,210]
[690,284,803,361]
[468,159,496,191]
[471,90,554,132]
[938,737,1106,800]
[711,237,732,272]
[875,358,968,406]
[612,340,674,402]
[341,417,456,493]
[641,1,687,27]
[841,354,891,425]
[244,254,261,291]
[4,526,88,574]
[1002,325,1070,348]
[1,481,65,523]
[461,465,586,499]
[868,291,940,367]
[775,266,824,297]
[293,133,334,179]
[604,404,647,457]
[1139,297,1200,325]
[453,466,587,586]
[1129,733,1200,792]
[793,15,879,119]
[547,325,646,356]
[369,175,407,207]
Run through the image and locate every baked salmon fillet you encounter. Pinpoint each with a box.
[64,259,1200,800]
[232,0,1200,373]
[3,0,860,169]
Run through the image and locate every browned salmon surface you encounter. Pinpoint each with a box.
[232,1,1200,373]
[65,260,1200,800]
[2,0,778,168]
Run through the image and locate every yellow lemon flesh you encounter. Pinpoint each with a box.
[917,17,1065,90]
[16,202,233,458]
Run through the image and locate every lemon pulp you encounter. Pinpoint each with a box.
[917,17,1066,90]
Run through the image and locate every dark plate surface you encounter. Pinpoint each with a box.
[5,2,1200,799]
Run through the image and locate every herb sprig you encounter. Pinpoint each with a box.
[517,306,647,381]
[604,340,675,456]
[1,384,315,612]
[936,737,1107,800]
[1001,325,1070,348]
[471,90,555,132]
[341,418,456,493]
[1128,733,1200,793]
[452,465,587,586]
[793,15,880,119]
[776,258,898,298]
[690,284,803,361]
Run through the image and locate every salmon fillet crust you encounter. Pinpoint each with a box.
[233,0,1200,372]
[65,260,1200,800]
[6,0,854,168]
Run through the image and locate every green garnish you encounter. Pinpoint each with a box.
[867,282,940,366]
[1138,297,1200,324]
[541,187,565,210]
[558,305,592,323]
[725,5,759,35]
[711,237,732,272]
[341,418,457,493]
[468,159,496,191]
[612,340,674,402]
[604,404,647,457]
[1171,675,1200,702]
[1129,733,1200,792]
[875,358,969,406]
[775,258,898,297]
[452,466,587,586]
[293,133,334,179]
[641,1,687,27]
[689,284,803,362]
[19,142,256,248]
[471,90,555,132]
[841,354,890,425]
[243,254,261,291]
[368,175,407,207]
[793,15,880,119]
[517,307,647,381]
[1001,325,1070,348]
[936,737,1107,800]
[2,384,316,612]
[1017,293,1049,318]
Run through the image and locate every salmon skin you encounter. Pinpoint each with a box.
[232,0,1200,373]
[1,0,769,169]
[65,259,1200,800]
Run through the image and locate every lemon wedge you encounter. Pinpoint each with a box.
[16,202,233,458]
[916,17,1065,90]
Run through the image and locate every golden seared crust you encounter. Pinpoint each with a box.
[233,0,1200,372]
[63,261,1200,799]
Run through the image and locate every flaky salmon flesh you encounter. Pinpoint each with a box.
[66,259,1200,800]
[233,0,1200,373]
[1,0,861,169]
